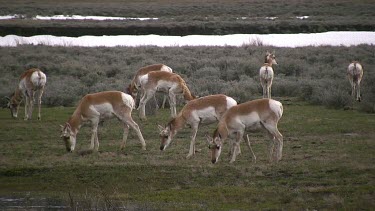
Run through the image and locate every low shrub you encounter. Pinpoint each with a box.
[0,45,374,113]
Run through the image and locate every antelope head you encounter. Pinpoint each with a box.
[60,123,76,152]
[126,84,138,100]
[5,95,19,118]
[206,132,223,164]
[158,123,177,151]
[265,51,278,65]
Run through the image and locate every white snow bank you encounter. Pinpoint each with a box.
[33,15,158,21]
[1,32,374,48]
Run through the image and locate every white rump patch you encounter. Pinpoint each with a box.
[161,65,173,73]
[139,74,149,86]
[269,100,283,119]
[30,71,47,87]
[226,97,238,109]
[259,66,274,79]
[121,92,135,109]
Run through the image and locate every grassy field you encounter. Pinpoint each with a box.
[0,98,374,210]
[1,0,374,209]
[1,45,374,113]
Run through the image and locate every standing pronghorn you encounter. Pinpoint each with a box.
[206,98,283,164]
[60,91,146,152]
[259,51,277,99]
[158,94,237,158]
[138,71,196,120]
[347,61,364,102]
[127,64,172,109]
[6,68,47,120]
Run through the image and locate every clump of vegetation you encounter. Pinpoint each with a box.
[1,45,374,112]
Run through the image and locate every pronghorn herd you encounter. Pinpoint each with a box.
[5,53,365,164]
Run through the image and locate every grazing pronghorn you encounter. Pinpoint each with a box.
[127,64,172,109]
[347,61,364,102]
[206,98,283,164]
[6,68,47,120]
[138,71,196,120]
[158,94,237,158]
[60,91,146,152]
[259,51,277,98]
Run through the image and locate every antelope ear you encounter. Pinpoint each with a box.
[5,96,10,101]
[213,136,221,145]
[205,134,213,145]
[157,124,165,132]
[60,125,64,129]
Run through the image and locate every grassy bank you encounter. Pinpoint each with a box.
[0,0,374,36]
[0,100,374,210]
[1,45,374,112]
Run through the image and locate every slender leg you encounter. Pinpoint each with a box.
[168,92,177,118]
[245,134,257,163]
[262,83,267,98]
[90,119,99,151]
[37,87,44,120]
[24,95,29,120]
[268,82,272,99]
[120,123,130,150]
[229,140,241,163]
[16,103,21,118]
[261,123,275,162]
[262,123,283,162]
[161,95,167,109]
[153,95,160,110]
[135,90,142,110]
[28,91,35,120]
[186,123,199,159]
[356,81,361,102]
[274,129,283,161]
[351,82,355,98]
[124,115,146,150]
[268,136,275,162]
[139,90,155,120]
[229,132,243,163]
[235,132,242,156]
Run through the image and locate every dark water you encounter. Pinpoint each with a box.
[0,195,68,210]
[0,194,151,210]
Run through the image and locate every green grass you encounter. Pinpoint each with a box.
[0,99,374,210]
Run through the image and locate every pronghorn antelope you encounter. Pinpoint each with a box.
[138,71,196,120]
[206,98,283,164]
[60,91,146,152]
[158,94,237,158]
[259,51,277,99]
[6,68,47,120]
[347,61,364,102]
[127,64,172,109]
